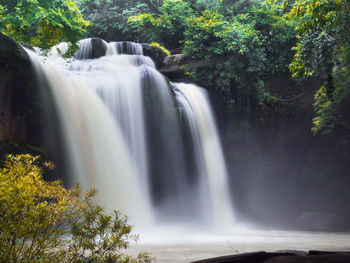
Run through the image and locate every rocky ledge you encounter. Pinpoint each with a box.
[191,251,350,263]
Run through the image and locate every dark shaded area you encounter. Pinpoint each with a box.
[0,32,41,156]
[209,74,350,231]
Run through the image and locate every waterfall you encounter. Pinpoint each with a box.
[106,41,143,55]
[25,48,153,226]
[25,39,234,231]
[174,83,234,226]
[75,38,95,59]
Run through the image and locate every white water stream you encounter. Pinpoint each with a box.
[174,83,234,226]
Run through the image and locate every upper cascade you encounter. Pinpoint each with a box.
[73,38,144,59]
[106,41,143,56]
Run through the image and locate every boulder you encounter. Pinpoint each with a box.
[191,251,350,263]
[90,38,107,59]
[296,211,348,231]
[142,43,168,68]
[190,252,294,263]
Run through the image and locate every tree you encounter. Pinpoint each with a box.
[128,0,194,49]
[284,0,350,135]
[0,154,152,263]
[0,0,89,49]
[182,1,295,107]
[79,0,161,41]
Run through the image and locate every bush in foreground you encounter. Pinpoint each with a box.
[0,154,152,263]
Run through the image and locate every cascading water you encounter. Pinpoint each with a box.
[174,83,234,226]
[25,48,153,227]
[106,41,143,55]
[75,38,95,59]
[25,38,234,231]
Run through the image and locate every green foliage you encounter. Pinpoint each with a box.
[183,10,260,59]
[79,0,160,41]
[128,0,195,49]
[284,0,350,134]
[182,1,296,108]
[284,0,348,79]
[0,154,152,263]
[0,0,89,50]
[312,71,350,135]
[193,0,222,12]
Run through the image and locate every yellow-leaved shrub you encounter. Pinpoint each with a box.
[0,154,152,263]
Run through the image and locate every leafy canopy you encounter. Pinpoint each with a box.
[0,0,90,49]
[182,1,295,107]
[284,0,350,134]
[79,0,161,41]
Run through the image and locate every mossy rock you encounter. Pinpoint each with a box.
[142,43,168,69]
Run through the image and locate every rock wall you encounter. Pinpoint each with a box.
[0,32,42,155]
